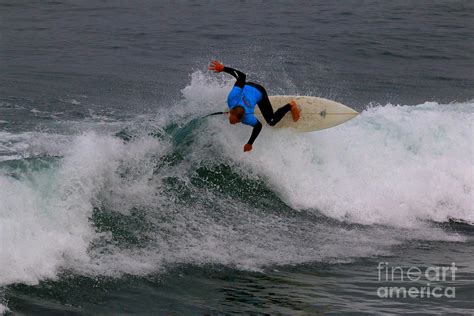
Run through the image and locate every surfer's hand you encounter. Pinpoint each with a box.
[244,143,252,152]
[209,60,224,73]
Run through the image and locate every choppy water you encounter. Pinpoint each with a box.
[1,1,473,314]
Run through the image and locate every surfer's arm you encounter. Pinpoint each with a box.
[222,67,246,89]
[242,115,261,150]
[208,60,246,88]
[246,121,262,151]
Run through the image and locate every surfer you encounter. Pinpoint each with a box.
[209,60,301,152]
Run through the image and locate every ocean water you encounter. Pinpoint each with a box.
[1,1,473,314]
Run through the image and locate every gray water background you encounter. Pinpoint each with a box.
[1,0,473,128]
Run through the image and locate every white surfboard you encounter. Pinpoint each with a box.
[255,96,358,132]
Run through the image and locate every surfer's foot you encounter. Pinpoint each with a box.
[290,100,301,122]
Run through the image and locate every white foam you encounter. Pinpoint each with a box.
[0,132,169,285]
[176,72,473,227]
[0,303,9,315]
[209,101,474,227]
[60,98,81,105]
[0,131,72,160]
[0,71,471,286]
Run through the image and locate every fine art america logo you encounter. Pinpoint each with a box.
[377,262,457,299]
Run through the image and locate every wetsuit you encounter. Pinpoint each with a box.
[223,66,292,145]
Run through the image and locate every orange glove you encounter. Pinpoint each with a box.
[209,60,224,73]
[244,143,252,152]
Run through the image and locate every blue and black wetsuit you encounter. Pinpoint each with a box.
[223,66,292,145]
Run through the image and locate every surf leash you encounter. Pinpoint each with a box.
[201,111,228,119]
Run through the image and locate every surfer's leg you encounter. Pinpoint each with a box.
[272,104,292,125]
[250,82,295,126]
[259,89,290,126]
[256,95,275,125]
[257,95,292,126]
[261,98,299,125]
